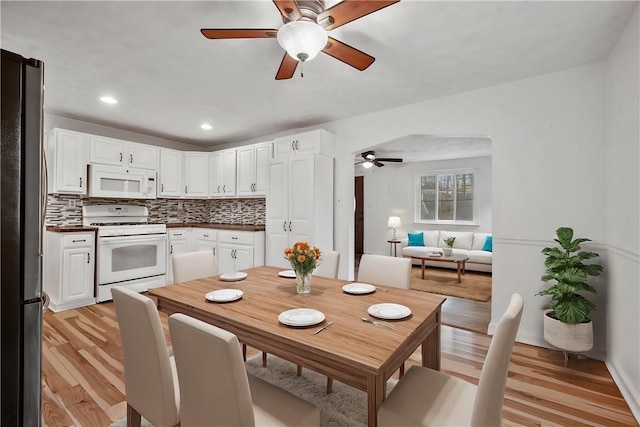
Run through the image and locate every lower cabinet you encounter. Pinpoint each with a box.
[44,231,96,312]
[166,227,264,283]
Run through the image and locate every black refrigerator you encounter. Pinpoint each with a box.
[1,49,46,426]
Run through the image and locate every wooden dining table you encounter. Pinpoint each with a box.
[148,266,446,427]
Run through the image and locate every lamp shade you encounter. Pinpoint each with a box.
[277,20,328,62]
[387,216,401,228]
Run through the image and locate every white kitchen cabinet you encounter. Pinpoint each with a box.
[43,231,95,312]
[159,149,183,198]
[237,142,272,197]
[46,128,87,194]
[217,230,265,273]
[273,129,335,158]
[266,153,333,268]
[209,149,237,197]
[184,152,210,198]
[167,228,192,283]
[193,228,217,257]
[89,135,157,170]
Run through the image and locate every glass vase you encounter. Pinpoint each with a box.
[295,272,311,295]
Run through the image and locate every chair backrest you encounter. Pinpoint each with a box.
[111,287,178,427]
[172,249,219,283]
[312,250,340,278]
[357,254,412,289]
[471,293,524,427]
[168,313,255,427]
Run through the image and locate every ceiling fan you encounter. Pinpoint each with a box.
[200,0,400,80]
[356,150,403,168]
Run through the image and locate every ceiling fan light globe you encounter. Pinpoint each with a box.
[277,20,328,62]
[362,160,374,169]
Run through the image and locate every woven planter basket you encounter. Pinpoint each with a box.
[543,311,593,352]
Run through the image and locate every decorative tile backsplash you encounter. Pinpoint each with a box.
[46,194,266,226]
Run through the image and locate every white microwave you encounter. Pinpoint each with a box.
[88,164,157,199]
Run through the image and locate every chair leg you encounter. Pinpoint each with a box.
[127,404,142,427]
[262,351,267,367]
[242,343,247,361]
[399,362,405,378]
[297,365,302,376]
[326,377,333,394]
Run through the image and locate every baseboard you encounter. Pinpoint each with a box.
[605,359,640,424]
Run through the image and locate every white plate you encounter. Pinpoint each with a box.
[278,270,296,279]
[205,289,244,303]
[219,272,248,282]
[367,303,412,320]
[278,308,325,327]
[342,283,376,295]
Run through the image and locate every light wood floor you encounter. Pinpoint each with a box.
[41,300,637,426]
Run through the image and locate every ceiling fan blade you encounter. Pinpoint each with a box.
[373,160,385,167]
[376,158,403,162]
[275,53,298,80]
[201,28,278,39]
[322,37,375,71]
[272,0,302,21]
[318,0,400,31]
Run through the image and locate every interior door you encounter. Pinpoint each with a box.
[355,176,364,255]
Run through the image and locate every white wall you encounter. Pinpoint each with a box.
[360,156,492,255]
[604,6,640,421]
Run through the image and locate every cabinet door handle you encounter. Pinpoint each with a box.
[72,239,86,243]
[291,141,295,151]
[289,221,292,232]
[295,140,299,150]
[174,233,182,236]
[213,247,216,256]
[79,177,83,187]
[170,244,173,254]
[231,236,238,240]
[217,185,220,193]
[119,152,123,162]
[185,185,188,193]
[130,154,133,163]
[87,252,91,263]
[161,183,164,192]
[283,221,287,232]
[203,234,209,238]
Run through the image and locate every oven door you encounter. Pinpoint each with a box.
[98,234,167,285]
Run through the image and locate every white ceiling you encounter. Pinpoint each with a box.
[1,1,636,151]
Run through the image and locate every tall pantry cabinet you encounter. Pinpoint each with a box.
[265,129,335,269]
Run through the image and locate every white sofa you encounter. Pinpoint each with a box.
[400,230,492,273]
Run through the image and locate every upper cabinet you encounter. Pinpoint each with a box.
[46,128,88,194]
[158,148,183,198]
[273,129,335,158]
[89,135,157,170]
[236,142,272,197]
[209,149,237,198]
[184,152,209,198]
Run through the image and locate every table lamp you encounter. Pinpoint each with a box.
[387,216,401,240]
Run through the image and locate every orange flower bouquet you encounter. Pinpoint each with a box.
[284,241,321,294]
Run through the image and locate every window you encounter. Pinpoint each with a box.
[416,172,474,222]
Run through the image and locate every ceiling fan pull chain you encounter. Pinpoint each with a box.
[300,60,304,78]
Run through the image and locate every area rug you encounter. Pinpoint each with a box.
[110,354,395,427]
[409,265,492,301]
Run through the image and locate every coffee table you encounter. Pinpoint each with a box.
[411,253,470,283]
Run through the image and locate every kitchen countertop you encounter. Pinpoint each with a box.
[165,223,265,232]
[46,225,98,233]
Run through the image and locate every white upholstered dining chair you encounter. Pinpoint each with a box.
[357,254,412,289]
[168,313,320,427]
[312,250,340,279]
[378,293,524,427]
[171,249,219,283]
[111,287,179,427]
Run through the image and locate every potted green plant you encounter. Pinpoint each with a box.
[538,227,603,363]
[443,236,455,256]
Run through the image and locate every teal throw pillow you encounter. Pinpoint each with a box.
[408,232,425,247]
[482,235,493,252]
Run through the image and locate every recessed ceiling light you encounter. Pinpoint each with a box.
[200,123,212,130]
[100,96,118,104]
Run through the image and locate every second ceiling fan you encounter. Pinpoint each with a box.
[201,0,400,80]
[356,150,403,168]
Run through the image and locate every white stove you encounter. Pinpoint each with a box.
[83,205,167,302]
